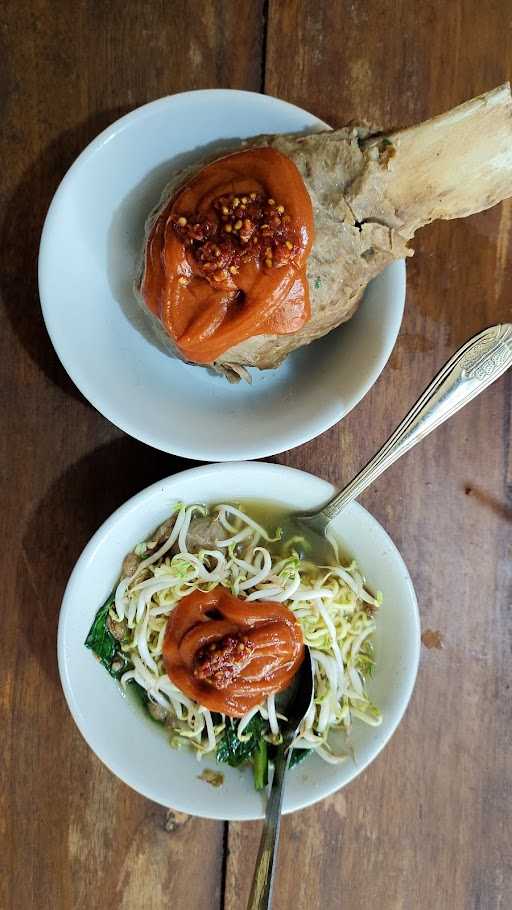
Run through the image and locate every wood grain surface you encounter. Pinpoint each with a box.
[1,2,510,909]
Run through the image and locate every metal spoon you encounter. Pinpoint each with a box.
[247,647,314,910]
[293,323,512,543]
[248,323,512,908]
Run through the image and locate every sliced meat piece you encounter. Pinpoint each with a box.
[153,515,178,549]
[121,514,179,578]
[107,616,127,641]
[185,516,224,553]
[147,701,169,722]
[122,552,140,578]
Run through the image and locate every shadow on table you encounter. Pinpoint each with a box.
[20,435,200,688]
[0,107,132,403]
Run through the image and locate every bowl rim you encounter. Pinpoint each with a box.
[38,89,406,462]
[58,461,420,818]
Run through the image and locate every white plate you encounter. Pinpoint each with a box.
[58,462,420,820]
[39,90,406,461]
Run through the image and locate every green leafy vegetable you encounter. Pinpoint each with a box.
[288,747,311,769]
[253,737,269,790]
[217,714,310,788]
[314,276,321,289]
[85,590,124,676]
[216,715,266,767]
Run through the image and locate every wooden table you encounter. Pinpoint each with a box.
[2,2,511,908]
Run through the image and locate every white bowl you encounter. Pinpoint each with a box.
[58,462,420,820]
[39,90,406,461]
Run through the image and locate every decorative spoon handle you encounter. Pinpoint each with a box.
[319,323,512,524]
[247,746,289,910]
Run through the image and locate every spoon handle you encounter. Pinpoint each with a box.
[321,323,512,523]
[247,746,289,910]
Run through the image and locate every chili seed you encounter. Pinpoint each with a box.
[172,189,296,279]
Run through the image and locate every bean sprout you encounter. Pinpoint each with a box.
[99,502,381,765]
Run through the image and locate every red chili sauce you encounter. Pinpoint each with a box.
[162,586,304,716]
[140,147,314,363]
